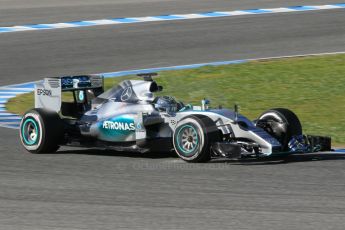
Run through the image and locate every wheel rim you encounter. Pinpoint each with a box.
[176,124,199,156]
[22,118,39,145]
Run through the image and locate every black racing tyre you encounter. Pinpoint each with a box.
[173,116,219,163]
[19,109,64,153]
[257,108,302,151]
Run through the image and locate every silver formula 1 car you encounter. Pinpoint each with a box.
[20,73,331,162]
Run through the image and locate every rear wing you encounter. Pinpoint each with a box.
[35,75,104,112]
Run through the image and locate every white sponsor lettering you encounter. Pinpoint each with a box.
[103,121,135,131]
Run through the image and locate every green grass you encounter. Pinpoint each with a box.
[6,54,345,145]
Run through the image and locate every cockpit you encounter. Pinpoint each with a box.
[93,75,182,113]
[97,80,160,103]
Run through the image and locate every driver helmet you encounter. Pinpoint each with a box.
[154,96,178,113]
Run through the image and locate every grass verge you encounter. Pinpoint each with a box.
[6,54,345,145]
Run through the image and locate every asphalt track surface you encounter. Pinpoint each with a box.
[0,1,345,229]
[1,0,344,26]
[1,9,345,86]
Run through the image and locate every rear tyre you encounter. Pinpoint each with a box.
[173,116,219,163]
[20,109,64,153]
[256,108,302,151]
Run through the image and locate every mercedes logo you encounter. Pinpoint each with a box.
[121,87,133,101]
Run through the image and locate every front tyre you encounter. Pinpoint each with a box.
[256,108,302,151]
[173,116,219,163]
[20,109,63,153]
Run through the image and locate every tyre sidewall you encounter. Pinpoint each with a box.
[20,109,62,153]
[173,117,213,162]
[20,110,45,152]
[173,118,205,161]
